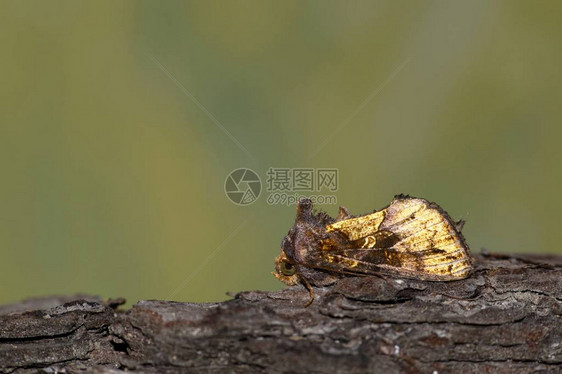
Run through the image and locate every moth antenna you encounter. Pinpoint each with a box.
[336,206,352,221]
[296,198,313,222]
[455,219,466,231]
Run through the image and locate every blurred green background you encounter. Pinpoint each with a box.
[1,0,561,306]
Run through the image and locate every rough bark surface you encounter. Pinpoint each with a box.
[2,253,562,373]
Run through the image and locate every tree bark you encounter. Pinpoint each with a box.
[2,253,562,373]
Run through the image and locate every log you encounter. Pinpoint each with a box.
[2,253,562,373]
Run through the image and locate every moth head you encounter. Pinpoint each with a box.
[273,252,299,286]
[273,199,329,286]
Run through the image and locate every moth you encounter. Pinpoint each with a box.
[273,195,473,305]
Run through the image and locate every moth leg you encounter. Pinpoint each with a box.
[300,277,315,307]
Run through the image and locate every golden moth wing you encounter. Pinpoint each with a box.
[322,197,471,279]
[379,197,471,278]
[325,210,385,241]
